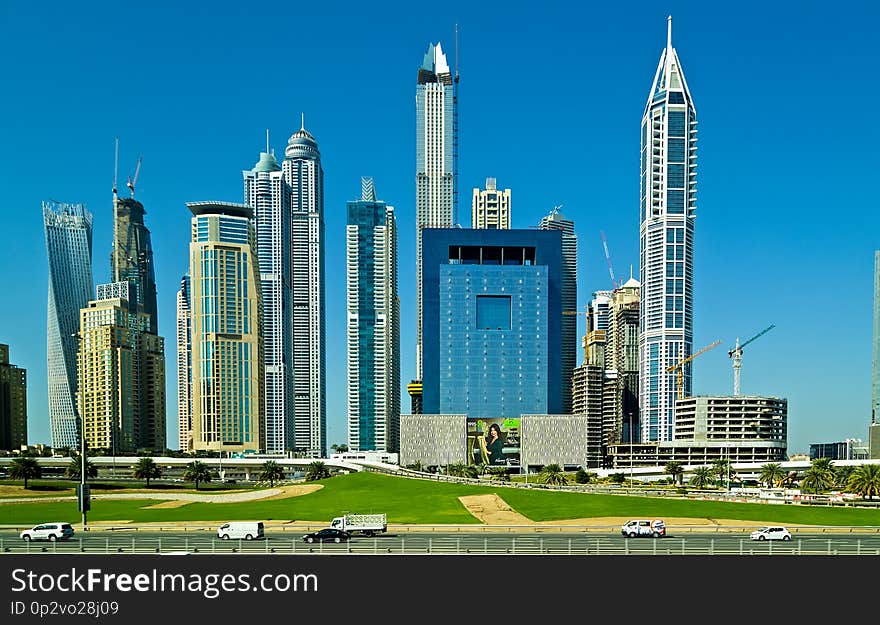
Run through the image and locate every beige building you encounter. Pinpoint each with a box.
[471,178,510,229]
[0,344,27,451]
[188,202,264,453]
[76,282,166,454]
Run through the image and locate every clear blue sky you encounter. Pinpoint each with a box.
[1,0,877,454]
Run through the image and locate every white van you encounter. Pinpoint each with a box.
[217,522,264,540]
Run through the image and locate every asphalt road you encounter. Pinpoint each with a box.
[3,531,880,555]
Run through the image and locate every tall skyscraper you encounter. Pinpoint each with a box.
[244,147,293,453]
[282,121,326,458]
[176,275,192,453]
[187,202,264,453]
[420,228,563,419]
[639,17,697,442]
[472,178,511,229]
[539,208,577,413]
[346,178,400,452]
[111,194,158,334]
[43,201,94,450]
[415,42,456,383]
[0,344,27,451]
[77,281,165,454]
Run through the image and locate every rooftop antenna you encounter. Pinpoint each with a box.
[667,15,673,51]
[301,112,305,131]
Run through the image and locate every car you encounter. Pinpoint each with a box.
[302,528,350,544]
[750,526,791,541]
[217,521,264,540]
[20,523,75,542]
[621,519,666,538]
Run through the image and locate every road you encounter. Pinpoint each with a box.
[2,531,880,555]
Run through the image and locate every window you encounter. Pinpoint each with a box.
[477,295,511,330]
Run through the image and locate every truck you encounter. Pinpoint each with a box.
[329,514,387,537]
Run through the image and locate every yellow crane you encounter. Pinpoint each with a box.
[665,340,722,400]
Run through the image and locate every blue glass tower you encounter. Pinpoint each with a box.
[346,178,399,452]
[421,229,563,419]
[43,201,94,449]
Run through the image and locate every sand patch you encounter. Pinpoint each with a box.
[459,494,534,525]
[143,500,192,509]
[255,484,323,502]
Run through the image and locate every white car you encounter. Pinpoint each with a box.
[21,522,75,542]
[621,519,666,538]
[750,526,791,541]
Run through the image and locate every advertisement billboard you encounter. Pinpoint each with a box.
[467,417,520,466]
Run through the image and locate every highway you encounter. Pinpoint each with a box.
[2,531,880,555]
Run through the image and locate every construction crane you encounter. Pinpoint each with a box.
[728,324,775,396]
[666,340,722,400]
[126,156,143,198]
[600,231,620,290]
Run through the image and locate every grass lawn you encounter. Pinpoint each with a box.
[1,472,879,526]
[0,479,253,498]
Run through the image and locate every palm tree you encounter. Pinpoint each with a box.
[133,457,161,487]
[538,464,568,486]
[9,457,41,489]
[259,460,285,487]
[305,461,331,482]
[834,465,856,488]
[183,460,212,490]
[689,466,714,489]
[801,463,835,494]
[758,463,785,488]
[847,464,880,499]
[65,456,98,480]
[711,459,732,487]
[664,461,684,486]
[330,443,349,454]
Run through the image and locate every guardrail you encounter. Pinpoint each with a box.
[2,535,879,556]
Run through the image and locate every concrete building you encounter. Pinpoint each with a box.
[43,201,94,450]
[346,178,400,453]
[176,275,192,452]
[283,122,326,458]
[76,282,166,454]
[571,327,607,467]
[420,228,563,420]
[639,17,698,442]
[606,395,787,468]
[244,148,292,454]
[539,208,577,414]
[415,41,457,387]
[111,195,158,334]
[0,344,27,451]
[187,202,264,453]
[471,178,510,229]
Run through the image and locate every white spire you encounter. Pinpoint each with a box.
[667,15,672,52]
[301,112,305,131]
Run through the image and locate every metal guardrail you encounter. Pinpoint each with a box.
[2,536,879,556]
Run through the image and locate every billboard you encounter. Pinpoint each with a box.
[467,418,520,466]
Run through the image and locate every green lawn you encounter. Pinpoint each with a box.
[1,472,878,527]
[0,479,253,498]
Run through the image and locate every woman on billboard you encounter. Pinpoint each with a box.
[485,423,505,465]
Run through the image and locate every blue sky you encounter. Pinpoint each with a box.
[0,0,877,454]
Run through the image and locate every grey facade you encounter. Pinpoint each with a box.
[399,414,466,467]
[520,415,592,468]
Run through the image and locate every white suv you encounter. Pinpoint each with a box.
[750,526,791,541]
[21,523,75,542]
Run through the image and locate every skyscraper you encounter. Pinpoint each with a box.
[346,178,400,452]
[111,194,158,334]
[77,282,165,454]
[639,17,697,442]
[0,344,27,451]
[187,202,264,453]
[539,207,577,413]
[415,42,456,383]
[283,121,326,458]
[472,178,511,229]
[176,275,192,453]
[244,147,293,453]
[43,201,94,450]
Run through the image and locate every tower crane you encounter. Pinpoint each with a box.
[600,231,620,290]
[728,324,775,396]
[126,156,143,198]
[666,340,722,400]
